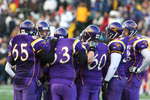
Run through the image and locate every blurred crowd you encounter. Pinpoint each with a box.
[0,0,150,95]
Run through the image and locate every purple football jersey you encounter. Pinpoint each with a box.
[7,34,41,90]
[82,43,108,86]
[121,36,148,100]
[126,36,148,79]
[49,38,85,84]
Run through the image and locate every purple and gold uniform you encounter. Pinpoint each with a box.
[7,34,41,100]
[122,36,148,100]
[31,37,52,100]
[104,37,129,100]
[49,38,85,100]
[78,43,108,100]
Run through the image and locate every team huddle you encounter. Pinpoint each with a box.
[4,19,150,100]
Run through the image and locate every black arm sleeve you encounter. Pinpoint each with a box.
[75,50,88,68]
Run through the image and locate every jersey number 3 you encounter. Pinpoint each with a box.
[51,46,70,64]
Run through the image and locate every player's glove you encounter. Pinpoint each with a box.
[102,81,109,92]
[102,81,109,100]
[129,66,141,73]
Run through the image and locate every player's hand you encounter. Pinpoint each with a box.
[102,81,109,93]
[102,81,109,100]
[87,51,95,64]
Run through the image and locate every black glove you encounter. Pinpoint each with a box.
[102,81,109,92]
[47,38,58,64]
[102,81,109,100]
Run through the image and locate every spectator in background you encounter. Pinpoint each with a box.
[101,0,111,14]
[0,38,8,84]
[43,0,58,13]
[99,12,109,32]
[5,14,17,36]
[59,5,74,28]
[0,14,6,37]
[0,0,8,15]
[92,11,101,25]
[9,1,17,13]
[75,2,90,37]
[109,10,123,23]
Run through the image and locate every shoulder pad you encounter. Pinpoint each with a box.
[108,40,126,53]
[133,39,148,51]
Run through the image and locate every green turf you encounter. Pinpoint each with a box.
[0,85,150,100]
[0,85,13,100]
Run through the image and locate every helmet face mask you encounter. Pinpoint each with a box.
[39,30,50,38]
[80,25,101,43]
[122,20,137,37]
[106,22,123,41]
[81,31,92,42]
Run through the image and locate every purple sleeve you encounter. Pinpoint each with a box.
[133,40,148,52]
[31,38,50,54]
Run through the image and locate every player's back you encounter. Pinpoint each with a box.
[8,34,40,89]
[83,42,108,86]
[49,38,81,84]
[10,34,35,64]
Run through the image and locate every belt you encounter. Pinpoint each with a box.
[113,75,128,80]
[113,75,119,78]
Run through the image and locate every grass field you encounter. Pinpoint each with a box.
[0,85,150,100]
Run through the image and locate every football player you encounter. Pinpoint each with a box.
[49,27,87,100]
[102,22,129,100]
[36,20,52,100]
[78,25,108,100]
[5,20,42,100]
[33,20,58,100]
[121,20,150,100]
